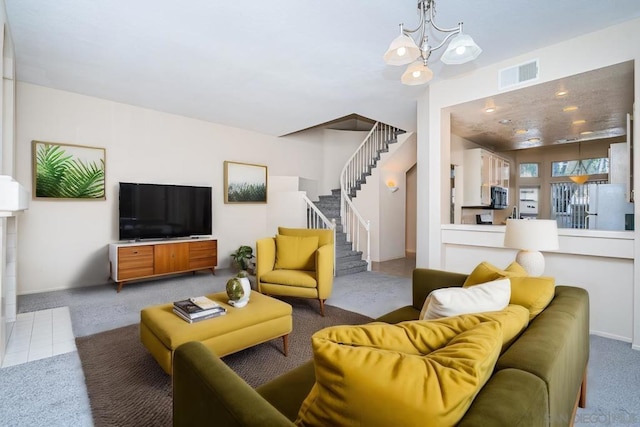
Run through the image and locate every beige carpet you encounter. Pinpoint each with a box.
[75,298,372,427]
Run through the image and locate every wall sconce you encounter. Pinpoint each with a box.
[387,180,399,193]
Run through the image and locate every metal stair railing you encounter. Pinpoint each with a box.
[339,122,402,270]
[302,194,336,275]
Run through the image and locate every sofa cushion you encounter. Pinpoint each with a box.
[259,270,317,288]
[295,318,503,427]
[420,278,511,320]
[278,227,334,247]
[463,261,526,287]
[274,234,319,271]
[508,276,556,320]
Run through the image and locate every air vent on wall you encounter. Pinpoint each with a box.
[499,59,539,90]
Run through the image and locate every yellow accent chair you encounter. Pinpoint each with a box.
[256,227,334,316]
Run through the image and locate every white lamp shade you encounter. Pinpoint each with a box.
[504,219,559,251]
[400,61,434,85]
[383,34,421,66]
[441,33,482,65]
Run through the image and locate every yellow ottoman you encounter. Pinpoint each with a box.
[140,291,292,374]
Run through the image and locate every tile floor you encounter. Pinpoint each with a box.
[2,306,76,368]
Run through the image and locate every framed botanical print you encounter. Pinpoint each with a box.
[32,140,106,200]
[223,161,268,204]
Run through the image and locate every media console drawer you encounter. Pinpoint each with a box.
[189,240,217,269]
[109,239,217,292]
[117,246,154,280]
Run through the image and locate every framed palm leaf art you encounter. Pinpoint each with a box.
[32,141,106,200]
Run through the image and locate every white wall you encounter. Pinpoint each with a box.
[417,18,640,348]
[321,129,367,195]
[379,134,417,261]
[0,0,16,365]
[266,176,312,235]
[14,83,353,293]
[405,165,417,256]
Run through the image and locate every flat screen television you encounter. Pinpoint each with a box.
[119,182,212,240]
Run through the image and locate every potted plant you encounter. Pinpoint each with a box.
[231,245,255,274]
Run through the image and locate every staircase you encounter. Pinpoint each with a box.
[309,122,404,276]
[344,128,402,198]
[312,189,368,276]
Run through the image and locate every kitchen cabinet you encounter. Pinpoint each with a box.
[462,148,510,207]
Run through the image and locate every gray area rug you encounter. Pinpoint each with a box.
[75,297,372,427]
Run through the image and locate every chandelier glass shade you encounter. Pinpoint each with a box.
[401,60,434,85]
[383,34,422,66]
[569,172,589,185]
[440,33,483,65]
[384,0,481,85]
[569,142,589,185]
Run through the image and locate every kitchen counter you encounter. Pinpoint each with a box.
[439,223,637,344]
[441,224,634,259]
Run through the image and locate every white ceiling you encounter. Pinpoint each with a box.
[5,1,640,137]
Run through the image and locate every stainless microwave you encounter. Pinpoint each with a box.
[490,186,508,209]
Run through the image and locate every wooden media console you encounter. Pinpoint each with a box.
[108,238,217,292]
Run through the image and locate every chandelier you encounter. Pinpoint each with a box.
[569,142,589,185]
[383,0,482,85]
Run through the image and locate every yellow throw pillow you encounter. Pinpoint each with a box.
[295,319,503,427]
[434,305,530,352]
[505,261,527,275]
[509,276,556,320]
[463,261,526,287]
[416,303,528,352]
[274,234,319,271]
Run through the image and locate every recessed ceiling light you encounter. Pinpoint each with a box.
[485,107,496,113]
[498,119,511,125]
[527,137,541,143]
[515,129,528,135]
[572,119,586,125]
[555,90,568,97]
[563,106,579,112]
[580,131,593,135]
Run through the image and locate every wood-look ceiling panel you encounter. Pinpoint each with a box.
[450,61,634,152]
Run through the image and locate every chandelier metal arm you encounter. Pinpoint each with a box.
[401,1,427,35]
[426,1,461,34]
[400,0,464,58]
[425,27,461,54]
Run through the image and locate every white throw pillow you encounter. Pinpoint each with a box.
[420,278,511,320]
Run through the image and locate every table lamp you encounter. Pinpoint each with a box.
[503,219,559,276]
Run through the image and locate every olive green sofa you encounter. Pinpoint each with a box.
[173,268,590,426]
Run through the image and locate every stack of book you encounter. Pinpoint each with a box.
[173,296,226,323]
